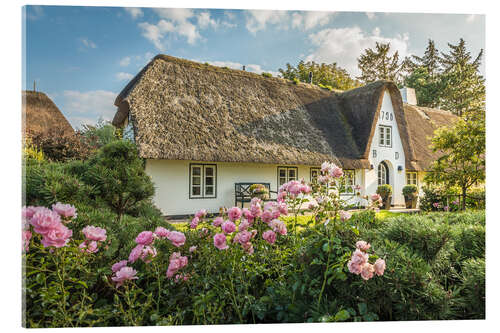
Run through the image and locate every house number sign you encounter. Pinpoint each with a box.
[380,111,393,121]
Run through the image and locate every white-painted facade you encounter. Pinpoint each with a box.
[146,90,423,216]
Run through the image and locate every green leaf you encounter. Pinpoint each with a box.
[358,303,367,316]
[334,309,351,322]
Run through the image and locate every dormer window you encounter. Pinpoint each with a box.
[379,125,392,148]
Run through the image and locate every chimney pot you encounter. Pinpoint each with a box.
[400,87,417,105]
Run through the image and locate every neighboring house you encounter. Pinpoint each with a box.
[22,90,74,137]
[112,55,457,216]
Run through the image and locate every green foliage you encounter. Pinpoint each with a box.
[456,258,485,318]
[402,184,418,198]
[261,72,272,78]
[376,184,393,199]
[425,117,485,210]
[357,42,406,84]
[83,141,155,219]
[79,118,119,148]
[279,60,360,90]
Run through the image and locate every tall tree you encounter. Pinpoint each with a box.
[439,38,485,117]
[357,42,405,84]
[403,40,444,108]
[425,116,485,210]
[278,60,360,90]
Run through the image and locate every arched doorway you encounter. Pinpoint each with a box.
[378,161,389,185]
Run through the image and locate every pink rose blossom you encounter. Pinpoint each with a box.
[195,209,207,219]
[371,194,381,202]
[250,197,262,206]
[221,221,236,234]
[339,210,352,222]
[82,225,107,242]
[374,258,386,276]
[213,233,229,250]
[22,230,32,252]
[347,260,362,275]
[140,246,157,263]
[242,242,254,255]
[227,207,242,222]
[360,263,375,280]
[239,220,250,232]
[30,207,62,236]
[112,266,138,288]
[261,210,273,223]
[52,202,77,219]
[212,216,224,227]
[355,241,371,252]
[166,252,188,278]
[167,231,186,247]
[300,184,311,194]
[189,246,197,253]
[190,216,200,229]
[250,204,262,218]
[112,260,128,273]
[22,206,38,220]
[135,231,154,245]
[242,208,254,224]
[262,230,277,244]
[40,223,72,248]
[330,165,343,178]
[270,219,287,235]
[278,202,288,215]
[277,191,287,203]
[154,227,170,239]
[236,230,252,245]
[351,249,369,265]
[128,244,144,263]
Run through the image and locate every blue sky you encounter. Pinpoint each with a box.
[23,5,485,129]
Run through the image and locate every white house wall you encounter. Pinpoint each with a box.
[146,160,366,216]
[367,90,407,206]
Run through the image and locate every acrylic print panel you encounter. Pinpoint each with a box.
[22,4,485,327]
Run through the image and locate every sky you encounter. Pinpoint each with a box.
[23,5,485,129]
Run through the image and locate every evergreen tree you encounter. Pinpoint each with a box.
[439,39,485,117]
[278,60,360,90]
[408,39,442,78]
[357,42,405,84]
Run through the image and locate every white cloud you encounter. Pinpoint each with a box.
[138,21,169,50]
[201,60,279,77]
[80,38,97,49]
[245,10,289,34]
[154,8,194,22]
[366,12,376,20]
[305,26,410,77]
[291,11,336,30]
[116,72,134,81]
[125,7,143,19]
[197,12,218,29]
[119,56,131,67]
[61,90,116,128]
[466,14,476,23]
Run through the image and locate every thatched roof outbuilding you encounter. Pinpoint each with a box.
[22,90,74,137]
[112,54,457,171]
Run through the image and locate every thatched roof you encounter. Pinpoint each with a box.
[22,90,74,137]
[402,104,458,170]
[113,54,457,170]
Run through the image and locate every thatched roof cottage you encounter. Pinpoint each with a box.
[22,90,74,138]
[112,55,457,216]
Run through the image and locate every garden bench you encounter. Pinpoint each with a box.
[234,182,277,208]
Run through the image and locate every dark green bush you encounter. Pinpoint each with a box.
[455,258,485,319]
[402,184,417,198]
[261,72,272,78]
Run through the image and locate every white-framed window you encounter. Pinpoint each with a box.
[340,169,355,194]
[378,163,388,185]
[310,167,320,183]
[379,125,392,148]
[406,172,417,185]
[190,164,217,199]
[278,166,298,187]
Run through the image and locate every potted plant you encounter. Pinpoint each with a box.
[376,184,393,210]
[402,185,418,209]
[249,183,270,200]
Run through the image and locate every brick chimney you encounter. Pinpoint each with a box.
[399,87,417,105]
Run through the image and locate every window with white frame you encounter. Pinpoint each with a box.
[340,169,355,194]
[190,164,217,199]
[406,172,417,185]
[379,125,392,147]
[278,166,298,187]
[310,168,320,183]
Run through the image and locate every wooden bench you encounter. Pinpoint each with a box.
[234,182,277,208]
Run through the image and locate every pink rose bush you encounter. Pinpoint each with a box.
[166,252,188,278]
[112,266,138,288]
[52,202,77,220]
[80,225,107,253]
[347,240,386,281]
[27,206,73,249]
